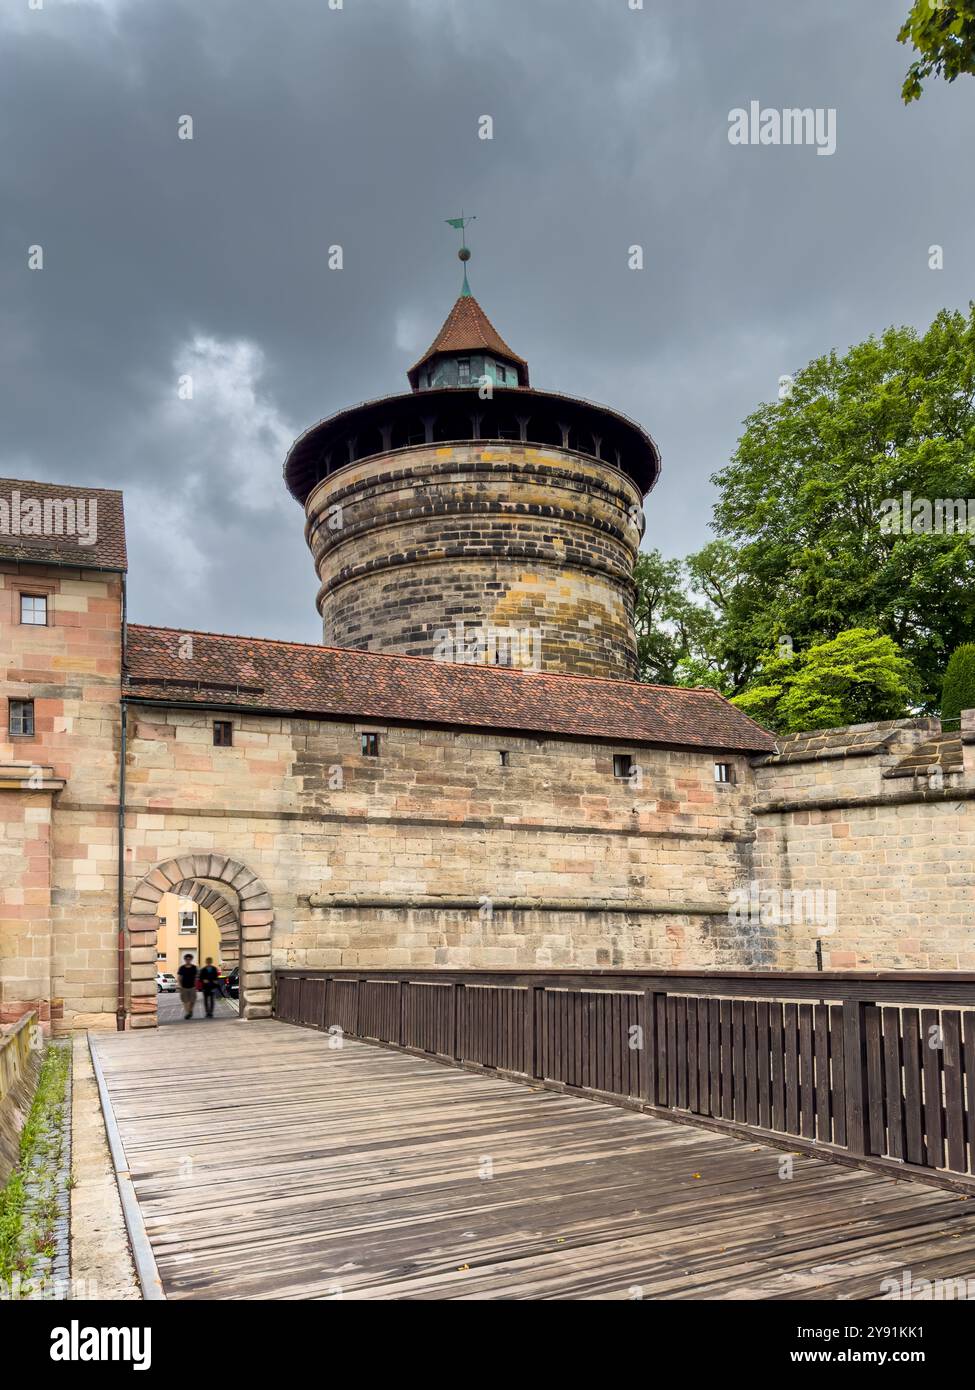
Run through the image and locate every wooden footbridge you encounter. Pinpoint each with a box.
[89,968,975,1301]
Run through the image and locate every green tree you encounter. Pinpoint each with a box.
[730,629,919,734]
[704,306,975,710]
[940,642,975,722]
[899,1,975,103]
[633,548,742,691]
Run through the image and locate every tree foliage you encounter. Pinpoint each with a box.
[704,306,975,711]
[631,305,975,732]
[899,1,975,103]
[940,642,975,722]
[729,629,919,735]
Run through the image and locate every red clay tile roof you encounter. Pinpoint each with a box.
[0,476,127,571]
[408,294,529,388]
[125,624,775,752]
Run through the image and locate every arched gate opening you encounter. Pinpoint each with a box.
[127,854,273,1028]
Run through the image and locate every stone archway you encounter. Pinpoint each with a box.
[169,880,241,966]
[127,854,273,1028]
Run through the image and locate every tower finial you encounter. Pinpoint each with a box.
[445,212,476,296]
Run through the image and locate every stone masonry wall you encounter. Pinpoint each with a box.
[305,443,644,679]
[750,718,975,971]
[0,563,123,1028]
[116,705,758,1026]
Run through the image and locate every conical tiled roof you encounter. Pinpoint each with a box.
[407,293,529,389]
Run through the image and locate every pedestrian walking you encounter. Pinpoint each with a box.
[199,957,220,1018]
[177,954,198,1019]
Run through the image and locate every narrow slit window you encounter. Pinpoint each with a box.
[213,720,233,747]
[498,750,509,767]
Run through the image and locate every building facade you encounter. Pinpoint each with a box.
[1,290,973,1031]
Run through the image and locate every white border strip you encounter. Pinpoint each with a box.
[88,1034,166,1301]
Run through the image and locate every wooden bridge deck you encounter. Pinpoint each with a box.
[90,1018,975,1301]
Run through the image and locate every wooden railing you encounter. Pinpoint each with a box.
[273,968,975,1190]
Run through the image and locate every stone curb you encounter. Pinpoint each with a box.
[88,1035,164,1301]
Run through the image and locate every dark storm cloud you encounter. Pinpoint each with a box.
[1,0,973,640]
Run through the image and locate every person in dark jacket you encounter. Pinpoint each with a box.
[177,954,198,1019]
[199,957,220,1018]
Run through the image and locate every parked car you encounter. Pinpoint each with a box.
[225,967,239,1000]
[155,972,177,993]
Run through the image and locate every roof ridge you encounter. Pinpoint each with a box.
[0,475,125,498]
[126,623,728,696]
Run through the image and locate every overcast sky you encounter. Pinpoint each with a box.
[2,0,973,643]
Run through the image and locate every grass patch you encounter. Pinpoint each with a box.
[0,1042,70,1288]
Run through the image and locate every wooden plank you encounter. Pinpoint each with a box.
[829,1004,846,1148]
[965,1013,975,1176]
[901,1008,925,1167]
[771,1002,786,1134]
[676,996,688,1111]
[757,1001,771,1131]
[813,1004,831,1144]
[696,997,709,1117]
[708,997,720,1118]
[744,1000,759,1127]
[687,997,699,1113]
[720,999,734,1121]
[88,1016,975,1304]
[666,994,678,1109]
[864,1003,886,1157]
[732,1000,745,1123]
[921,1007,945,1170]
[942,1010,966,1175]
[882,1005,905,1162]
[656,993,669,1107]
[799,1004,815,1140]
[784,1004,799,1136]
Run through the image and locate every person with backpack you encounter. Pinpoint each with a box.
[177,954,198,1019]
[199,957,220,1018]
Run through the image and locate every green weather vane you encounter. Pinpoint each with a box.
[445,212,476,295]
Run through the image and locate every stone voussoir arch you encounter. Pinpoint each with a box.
[127,853,273,1028]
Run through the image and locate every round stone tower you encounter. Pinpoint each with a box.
[284,269,660,680]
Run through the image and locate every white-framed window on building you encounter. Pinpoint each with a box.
[21,594,48,625]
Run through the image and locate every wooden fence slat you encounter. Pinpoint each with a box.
[708,998,721,1117]
[799,1003,816,1140]
[744,1000,759,1127]
[882,1005,905,1162]
[784,1004,799,1135]
[864,1003,886,1156]
[965,1013,975,1175]
[921,1007,945,1170]
[901,1007,924,1166]
[943,1010,966,1174]
[757,1001,771,1130]
[814,1004,831,1143]
[771,1002,786,1134]
[720,999,734,1121]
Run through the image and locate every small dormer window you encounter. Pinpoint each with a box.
[457,358,471,384]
